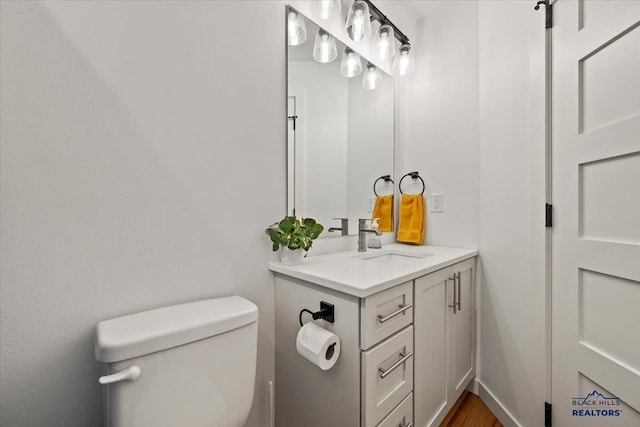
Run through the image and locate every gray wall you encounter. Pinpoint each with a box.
[0,1,284,426]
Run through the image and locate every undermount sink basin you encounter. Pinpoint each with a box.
[353,249,433,260]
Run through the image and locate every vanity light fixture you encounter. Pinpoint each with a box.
[393,43,415,77]
[362,62,381,90]
[371,25,395,61]
[313,28,338,63]
[348,0,415,77]
[288,10,307,46]
[345,0,372,42]
[313,0,341,20]
[340,47,363,78]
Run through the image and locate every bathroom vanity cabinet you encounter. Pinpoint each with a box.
[414,258,476,427]
[271,245,477,427]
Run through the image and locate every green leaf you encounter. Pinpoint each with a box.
[279,216,295,233]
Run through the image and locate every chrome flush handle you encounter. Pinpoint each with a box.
[98,365,141,385]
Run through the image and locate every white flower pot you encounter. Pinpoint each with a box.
[280,247,305,265]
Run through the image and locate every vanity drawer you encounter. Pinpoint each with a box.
[376,392,413,427]
[361,281,413,350]
[361,325,414,427]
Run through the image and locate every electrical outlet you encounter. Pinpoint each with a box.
[431,193,444,212]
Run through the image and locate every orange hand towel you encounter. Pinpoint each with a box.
[397,193,425,244]
[372,194,393,232]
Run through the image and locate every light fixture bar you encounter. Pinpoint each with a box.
[362,0,410,45]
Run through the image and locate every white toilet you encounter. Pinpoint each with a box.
[95,296,258,427]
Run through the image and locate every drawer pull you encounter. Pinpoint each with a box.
[378,304,413,324]
[399,423,413,427]
[378,351,413,379]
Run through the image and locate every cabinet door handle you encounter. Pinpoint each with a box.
[378,303,413,324]
[448,276,457,314]
[457,271,462,311]
[378,351,413,379]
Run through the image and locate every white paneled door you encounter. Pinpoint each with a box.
[552,1,640,426]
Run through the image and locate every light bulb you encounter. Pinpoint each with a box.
[393,43,415,77]
[372,25,396,61]
[340,47,363,77]
[288,11,307,46]
[362,63,380,90]
[345,1,371,42]
[314,0,341,20]
[313,29,337,63]
[353,10,365,40]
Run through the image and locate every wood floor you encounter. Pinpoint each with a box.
[440,390,504,427]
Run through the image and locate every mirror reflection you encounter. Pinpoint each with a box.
[287,8,394,237]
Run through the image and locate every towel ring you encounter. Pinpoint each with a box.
[373,175,394,196]
[399,172,425,195]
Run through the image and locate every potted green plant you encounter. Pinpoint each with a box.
[265,215,324,265]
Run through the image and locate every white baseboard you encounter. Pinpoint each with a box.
[471,378,522,427]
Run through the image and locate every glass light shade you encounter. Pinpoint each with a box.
[340,47,363,77]
[362,63,381,90]
[313,29,338,63]
[372,25,396,61]
[345,1,372,42]
[393,43,415,77]
[288,10,307,46]
[313,0,341,20]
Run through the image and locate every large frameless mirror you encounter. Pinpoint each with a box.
[287,7,394,238]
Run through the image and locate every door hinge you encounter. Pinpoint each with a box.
[545,203,553,228]
[545,402,552,427]
[534,0,553,29]
[288,115,298,130]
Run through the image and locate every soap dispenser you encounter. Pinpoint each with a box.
[368,218,382,249]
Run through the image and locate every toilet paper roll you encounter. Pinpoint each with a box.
[296,322,341,370]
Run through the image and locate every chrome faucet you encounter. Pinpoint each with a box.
[358,218,382,252]
[328,218,349,236]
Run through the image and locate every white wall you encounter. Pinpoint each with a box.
[289,60,349,229]
[0,1,285,426]
[393,0,481,249]
[347,73,395,229]
[477,2,547,426]
[388,2,547,427]
[1,2,549,427]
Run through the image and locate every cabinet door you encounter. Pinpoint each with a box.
[449,258,476,399]
[414,267,450,427]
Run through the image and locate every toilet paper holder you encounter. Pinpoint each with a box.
[299,301,335,326]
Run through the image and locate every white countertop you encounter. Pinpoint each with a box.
[269,244,478,298]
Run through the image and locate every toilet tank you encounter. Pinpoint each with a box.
[95,296,258,427]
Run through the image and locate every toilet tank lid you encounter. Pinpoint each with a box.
[95,296,258,363]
